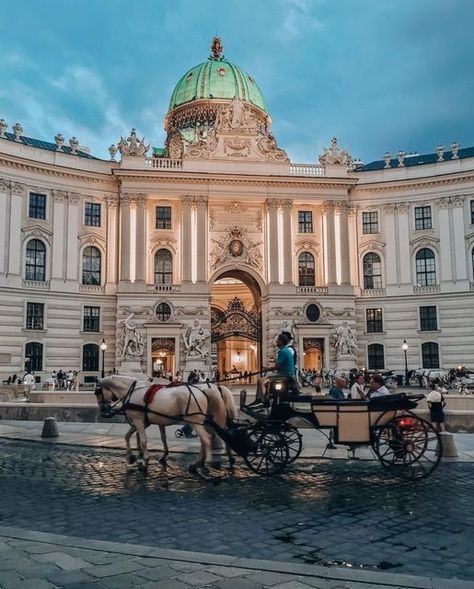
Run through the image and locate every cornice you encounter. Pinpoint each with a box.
[353,171,474,194]
[0,154,115,187]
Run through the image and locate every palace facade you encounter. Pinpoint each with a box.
[1,38,474,382]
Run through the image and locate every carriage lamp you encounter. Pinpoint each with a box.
[274,381,284,391]
[100,339,107,379]
[401,340,409,387]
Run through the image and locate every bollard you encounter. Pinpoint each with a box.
[41,417,59,438]
[439,431,458,458]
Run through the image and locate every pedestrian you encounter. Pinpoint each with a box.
[426,381,446,432]
[23,371,35,401]
[351,373,366,400]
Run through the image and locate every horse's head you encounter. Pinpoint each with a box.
[95,375,135,417]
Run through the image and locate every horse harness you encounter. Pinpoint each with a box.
[96,380,210,426]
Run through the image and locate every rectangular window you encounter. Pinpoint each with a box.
[84,202,101,227]
[83,306,100,332]
[26,303,44,330]
[28,193,46,220]
[298,211,313,233]
[470,200,474,225]
[156,206,172,229]
[414,206,432,230]
[420,306,438,331]
[366,308,383,333]
[362,211,379,234]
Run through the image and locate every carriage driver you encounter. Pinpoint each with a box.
[249,333,297,408]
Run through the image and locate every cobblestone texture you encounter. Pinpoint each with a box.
[0,440,473,584]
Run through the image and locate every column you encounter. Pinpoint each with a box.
[106,196,119,284]
[134,193,147,283]
[265,198,280,284]
[180,195,193,283]
[383,204,398,285]
[51,190,67,280]
[281,199,293,284]
[195,196,208,283]
[119,193,132,282]
[347,205,358,286]
[338,203,350,285]
[452,195,467,280]
[66,193,80,281]
[324,201,337,285]
[396,203,411,284]
[8,182,24,276]
[436,198,453,282]
[0,179,8,274]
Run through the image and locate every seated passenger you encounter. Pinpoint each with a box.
[350,373,367,400]
[328,375,347,400]
[250,333,297,407]
[367,374,390,399]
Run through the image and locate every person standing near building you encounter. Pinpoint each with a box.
[23,371,35,402]
[426,381,446,432]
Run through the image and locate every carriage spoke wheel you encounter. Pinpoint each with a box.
[373,414,442,480]
[244,424,290,476]
[279,424,303,463]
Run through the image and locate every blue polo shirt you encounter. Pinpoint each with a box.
[276,346,296,377]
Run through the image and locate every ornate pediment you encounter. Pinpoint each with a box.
[409,234,439,253]
[358,238,385,256]
[210,226,262,271]
[78,232,106,248]
[149,236,177,253]
[21,225,52,245]
[184,97,288,163]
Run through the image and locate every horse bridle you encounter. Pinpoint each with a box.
[94,380,137,417]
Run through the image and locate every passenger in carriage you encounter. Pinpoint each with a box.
[367,374,390,399]
[328,374,347,400]
[350,373,367,400]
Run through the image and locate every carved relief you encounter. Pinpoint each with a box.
[256,130,289,162]
[319,137,352,167]
[210,226,262,271]
[117,128,149,157]
[225,201,247,215]
[224,137,251,157]
[175,305,208,317]
[322,306,355,319]
[166,129,184,159]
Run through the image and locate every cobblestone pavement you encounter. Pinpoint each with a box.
[0,440,473,584]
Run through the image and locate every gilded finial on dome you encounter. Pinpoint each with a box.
[210,36,224,61]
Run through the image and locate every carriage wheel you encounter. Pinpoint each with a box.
[244,425,290,476]
[373,414,442,480]
[279,424,303,463]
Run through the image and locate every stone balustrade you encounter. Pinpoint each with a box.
[360,288,386,297]
[144,158,183,170]
[22,280,50,290]
[146,284,181,293]
[296,286,329,294]
[413,285,441,295]
[289,163,325,175]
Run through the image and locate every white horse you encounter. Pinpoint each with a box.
[96,375,236,474]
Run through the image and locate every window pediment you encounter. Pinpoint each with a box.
[410,234,439,253]
[22,225,52,245]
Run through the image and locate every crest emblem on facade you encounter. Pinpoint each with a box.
[210,226,262,270]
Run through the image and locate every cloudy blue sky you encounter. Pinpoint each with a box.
[1,0,473,163]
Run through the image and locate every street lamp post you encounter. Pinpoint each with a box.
[402,339,409,386]
[100,339,107,379]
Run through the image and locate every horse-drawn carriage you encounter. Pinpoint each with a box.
[217,378,442,480]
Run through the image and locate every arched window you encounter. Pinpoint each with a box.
[415,248,436,286]
[367,343,385,370]
[363,253,382,289]
[298,252,315,286]
[25,239,46,281]
[154,249,172,285]
[156,302,171,322]
[82,246,101,285]
[422,342,440,369]
[82,343,99,371]
[25,342,43,372]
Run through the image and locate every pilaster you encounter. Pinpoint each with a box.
[119,193,132,282]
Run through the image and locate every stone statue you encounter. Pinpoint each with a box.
[120,313,145,359]
[182,319,209,358]
[331,321,358,356]
[281,318,297,340]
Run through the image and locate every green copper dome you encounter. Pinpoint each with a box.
[168,50,267,113]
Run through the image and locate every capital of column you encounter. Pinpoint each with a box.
[10,182,25,196]
[106,196,119,209]
[435,197,450,210]
[52,189,68,203]
[322,200,337,214]
[334,201,350,214]
[280,199,293,211]
[383,203,396,213]
[67,192,81,205]
[265,198,280,213]
[0,178,8,191]
[451,194,465,207]
[132,193,147,207]
[120,192,133,206]
[396,202,410,213]
[194,195,208,208]
[180,195,195,209]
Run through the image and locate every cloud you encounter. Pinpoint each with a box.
[279,0,324,42]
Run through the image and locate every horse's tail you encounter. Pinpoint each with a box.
[217,384,237,421]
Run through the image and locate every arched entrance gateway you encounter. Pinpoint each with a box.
[210,270,262,381]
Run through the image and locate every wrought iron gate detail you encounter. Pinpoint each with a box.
[211,297,261,342]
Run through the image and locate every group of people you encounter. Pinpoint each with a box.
[47,370,79,391]
[327,372,389,400]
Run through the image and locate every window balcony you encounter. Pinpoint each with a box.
[296,286,328,295]
[146,284,182,293]
[22,279,50,290]
[360,288,386,297]
[413,285,441,295]
[79,284,105,295]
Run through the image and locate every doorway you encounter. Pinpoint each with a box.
[303,337,324,370]
[211,272,261,381]
[151,337,176,377]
